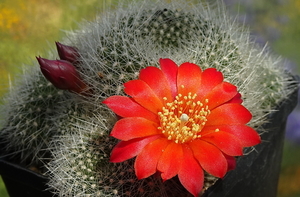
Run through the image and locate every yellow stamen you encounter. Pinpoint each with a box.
[158,91,211,144]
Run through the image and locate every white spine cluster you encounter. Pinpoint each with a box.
[70,0,294,126]
[0,0,296,196]
[47,111,195,196]
[0,64,71,165]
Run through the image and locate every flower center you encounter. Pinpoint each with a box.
[158,92,210,144]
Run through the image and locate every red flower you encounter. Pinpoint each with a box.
[103,58,261,196]
[37,57,87,94]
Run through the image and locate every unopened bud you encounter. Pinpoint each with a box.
[37,57,87,94]
[55,42,79,64]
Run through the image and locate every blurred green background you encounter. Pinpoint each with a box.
[0,0,300,196]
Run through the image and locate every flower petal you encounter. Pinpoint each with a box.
[223,153,236,171]
[227,93,243,104]
[139,66,173,102]
[157,142,183,181]
[189,139,228,178]
[110,135,161,163]
[102,96,157,122]
[204,125,261,147]
[196,68,223,100]
[200,130,243,156]
[159,58,178,98]
[178,144,204,197]
[135,138,170,179]
[111,117,159,141]
[203,82,238,110]
[124,80,163,114]
[177,62,202,96]
[206,103,252,126]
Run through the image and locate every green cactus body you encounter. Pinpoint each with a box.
[0,0,296,196]
[48,114,198,196]
[0,68,69,166]
[73,0,292,120]
[0,64,95,167]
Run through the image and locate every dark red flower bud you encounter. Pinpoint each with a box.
[37,57,87,94]
[55,42,79,63]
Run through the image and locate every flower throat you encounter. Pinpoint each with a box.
[157,92,210,144]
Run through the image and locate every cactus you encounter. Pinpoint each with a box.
[47,108,219,196]
[0,65,67,166]
[47,113,196,196]
[0,0,296,196]
[70,0,294,122]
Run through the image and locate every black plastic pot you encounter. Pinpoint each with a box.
[0,158,52,197]
[0,86,298,197]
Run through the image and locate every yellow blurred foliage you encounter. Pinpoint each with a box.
[295,0,300,10]
[0,7,20,30]
[0,0,64,40]
[284,0,300,20]
[278,166,300,197]
[0,0,103,97]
